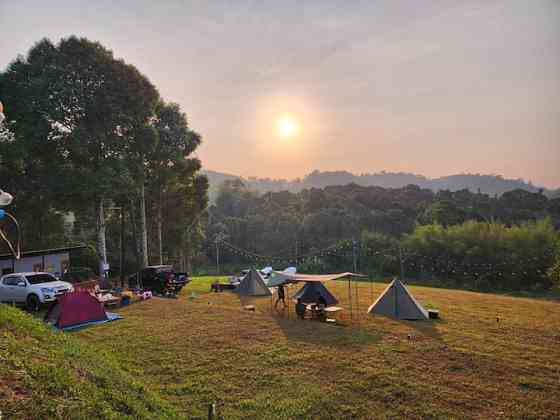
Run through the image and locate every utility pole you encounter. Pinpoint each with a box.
[399,245,405,279]
[214,233,227,276]
[119,207,125,287]
[352,238,360,325]
[352,238,358,273]
[215,236,220,275]
[295,237,298,267]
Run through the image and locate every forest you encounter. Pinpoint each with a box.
[1,37,559,294]
[204,179,560,292]
[0,37,208,274]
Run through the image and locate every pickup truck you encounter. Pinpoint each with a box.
[128,265,190,296]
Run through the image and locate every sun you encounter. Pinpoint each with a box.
[276,115,299,138]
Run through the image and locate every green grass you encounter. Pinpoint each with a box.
[2,277,560,419]
[0,304,178,419]
[79,277,560,419]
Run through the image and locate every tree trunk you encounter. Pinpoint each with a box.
[128,199,141,271]
[139,182,149,268]
[179,247,185,272]
[157,186,163,265]
[97,198,108,276]
[185,232,192,274]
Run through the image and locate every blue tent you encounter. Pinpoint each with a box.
[293,282,338,306]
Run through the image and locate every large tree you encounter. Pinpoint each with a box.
[147,101,202,264]
[0,37,160,273]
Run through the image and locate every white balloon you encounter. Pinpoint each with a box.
[0,189,13,207]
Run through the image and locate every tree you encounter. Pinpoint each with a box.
[0,37,160,273]
[424,200,467,227]
[547,238,560,288]
[147,101,202,264]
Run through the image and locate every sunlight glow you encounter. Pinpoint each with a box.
[276,115,299,138]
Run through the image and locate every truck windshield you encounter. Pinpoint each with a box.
[26,274,57,285]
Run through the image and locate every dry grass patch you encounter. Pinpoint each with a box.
[75,277,560,419]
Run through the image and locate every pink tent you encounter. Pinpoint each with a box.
[45,291,108,329]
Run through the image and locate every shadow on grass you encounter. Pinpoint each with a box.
[393,317,444,341]
[268,305,381,348]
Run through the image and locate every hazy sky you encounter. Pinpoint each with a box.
[1,0,559,187]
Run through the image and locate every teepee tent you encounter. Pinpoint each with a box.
[367,278,429,320]
[293,281,338,306]
[236,268,272,296]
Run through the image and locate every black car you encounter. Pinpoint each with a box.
[129,265,190,296]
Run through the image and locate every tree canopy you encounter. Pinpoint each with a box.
[0,37,208,274]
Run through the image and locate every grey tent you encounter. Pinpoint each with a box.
[236,268,272,296]
[367,278,428,320]
[293,282,338,306]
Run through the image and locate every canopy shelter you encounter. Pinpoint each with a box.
[44,290,122,330]
[293,281,339,306]
[266,271,360,287]
[236,267,272,296]
[367,277,429,320]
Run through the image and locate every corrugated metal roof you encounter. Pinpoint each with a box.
[0,244,87,260]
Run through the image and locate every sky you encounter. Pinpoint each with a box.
[1,0,559,188]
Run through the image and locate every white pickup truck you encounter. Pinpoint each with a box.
[0,272,74,311]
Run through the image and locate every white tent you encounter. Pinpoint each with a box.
[367,278,429,320]
[236,268,272,296]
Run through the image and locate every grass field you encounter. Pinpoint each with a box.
[0,302,177,419]
[69,276,560,419]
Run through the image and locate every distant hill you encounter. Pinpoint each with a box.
[203,169,557,199]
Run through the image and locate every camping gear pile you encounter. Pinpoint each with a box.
[42,276,163,331]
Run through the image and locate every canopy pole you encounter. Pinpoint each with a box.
[354,276,360,325]
[370,275,374,303]
[286,283,290,321]
[347,277,353,326]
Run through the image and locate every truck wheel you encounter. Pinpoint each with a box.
[26,294,41,312]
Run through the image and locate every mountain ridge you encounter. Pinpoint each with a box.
[203,169,559,198]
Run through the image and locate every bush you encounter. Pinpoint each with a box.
[402,219,558,291]
[547,239,560,288]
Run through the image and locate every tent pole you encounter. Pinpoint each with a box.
[370,275,374,303]
[348,277,353,326]
[354,277,360,326]
[286,284,290,321]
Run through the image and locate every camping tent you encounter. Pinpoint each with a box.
[236,268,272,296]
[293,281,338,306]
[367,278,429,320]
[45,291,121,330]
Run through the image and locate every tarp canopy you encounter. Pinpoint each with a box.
[267,271,361,286]
[236,267,272,296]
[293,281,339,306]
[367,277,429,320]
[44,291,122,330]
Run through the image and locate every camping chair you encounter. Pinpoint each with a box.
[295,301,307,320]
[315,305,327,322]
